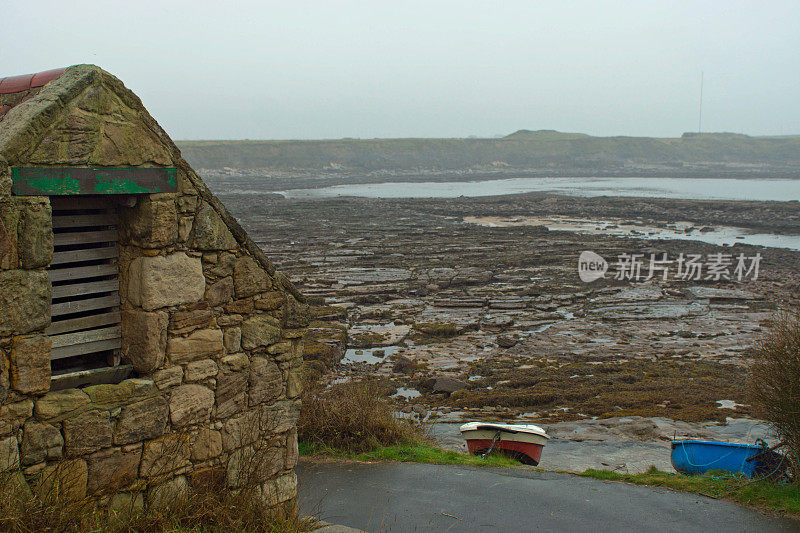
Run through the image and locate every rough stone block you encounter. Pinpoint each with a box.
[0,356,7,406]
[285,429,299,470]
[34,389,90,420]
[63,409,112,456]
[216,370,247,418]
[169,384,214,427]
[217,314,243,327]
[19,198,53,269]
[86,447,142,494]
[34,459,87,501]
[191,202,237,250]
[21,422,63,465]
[148,475,188,509]
[167,328,223,364]
[248,357,282,406]
[190,465,227,493]
[122,197,177,248]
[207,251,235,277]
[108,492,144,524]
[0,399,33,436]
[285,366,303,399]
[223,327,241,354]
[234,256,271,298]
[124,378,158,398]
[177,194,198,214]
[0,269,51,335]
[169,305,212,333]
[140,434,190,477]
[184,358,218,382]
[221,410,261,452]
[261,400,301,434]
[152,366,183,390]
[0,201,19,270]
[254,291,285,311]
[220,352,250,372]
[127,253,204,311]
[83,382,134,406]
[0,436,20,471]
[114,396,168,445]
[190,428,223,461]
[9,335,51,394]
[121,309,167,373]
[284,295,310,329]
[241,315,282,350]
[262,472,297,505]
[205,276,234,307]
[227,445,283,488]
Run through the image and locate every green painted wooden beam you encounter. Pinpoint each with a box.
[10,167,178,196]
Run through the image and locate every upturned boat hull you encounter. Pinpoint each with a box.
[460,423,549,466]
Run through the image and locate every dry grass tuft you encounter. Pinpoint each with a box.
[299,375,423,453]
[750,308,800,480]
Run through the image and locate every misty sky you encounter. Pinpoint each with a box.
[4,1,799,140]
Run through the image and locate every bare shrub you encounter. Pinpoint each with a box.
[299,375,422,453]
[750,309,800,479]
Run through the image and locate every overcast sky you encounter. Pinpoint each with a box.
[4,1,799,140]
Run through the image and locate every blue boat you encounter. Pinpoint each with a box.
[670,440,778,477]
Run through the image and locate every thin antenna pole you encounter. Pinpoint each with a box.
[698,71,704,133]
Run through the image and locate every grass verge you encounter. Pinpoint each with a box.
[299,376,521,468]
[300,441,521,468]
[580,467,800,517]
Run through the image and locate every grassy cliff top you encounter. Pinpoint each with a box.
[175,130,800,171]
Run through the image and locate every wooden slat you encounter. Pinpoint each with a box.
[46,310,121,336]
[51,244,118,265]
[52,279,119,299]
[53,229,118,247]
[51,293,119,317]
[52,214,117,229]
[48,263,117,282]
[50,338,122,361]
[50,325,121,349]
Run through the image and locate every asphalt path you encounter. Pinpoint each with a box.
[298,460,800,532]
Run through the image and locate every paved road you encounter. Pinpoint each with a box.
[298,460,800,532]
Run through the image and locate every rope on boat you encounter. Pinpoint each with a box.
[482,431,502,459]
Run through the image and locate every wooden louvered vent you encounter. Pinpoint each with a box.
[46,197,121,374]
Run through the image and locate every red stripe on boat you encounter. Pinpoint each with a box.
[465,438,544,465]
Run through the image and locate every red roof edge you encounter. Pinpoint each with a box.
[0,67,68,95]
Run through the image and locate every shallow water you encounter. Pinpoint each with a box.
[392,387,421,399]
[278,176,800,202]
[342,345,401,364]
[465,215,800,251]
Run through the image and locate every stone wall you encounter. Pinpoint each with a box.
[0,66,308,512]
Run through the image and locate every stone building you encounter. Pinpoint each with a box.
[0,65,307,512]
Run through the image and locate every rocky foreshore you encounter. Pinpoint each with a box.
[213,184,799,460]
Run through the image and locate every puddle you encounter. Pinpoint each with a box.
[716,399,747,409]
[342,346,401,364]
[525,322,556,334]
[392,387,421,399]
